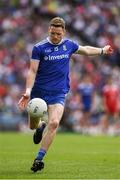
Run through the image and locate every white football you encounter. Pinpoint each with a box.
[27,98,47,118]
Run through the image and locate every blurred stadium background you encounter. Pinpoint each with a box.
[0,0,120,135]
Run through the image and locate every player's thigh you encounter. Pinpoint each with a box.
[28,114,40,129]
[48,103,64,123]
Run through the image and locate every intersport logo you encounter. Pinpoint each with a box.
[44,54,69,61]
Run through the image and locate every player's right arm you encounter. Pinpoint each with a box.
[18,60,39,110]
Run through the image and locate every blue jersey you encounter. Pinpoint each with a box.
[78,83,94,110]
[31,38,79,93]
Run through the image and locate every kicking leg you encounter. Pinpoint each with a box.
[29,114,40,130]
[29,114,47,144]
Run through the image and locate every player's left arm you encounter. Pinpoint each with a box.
[75,45,113,56]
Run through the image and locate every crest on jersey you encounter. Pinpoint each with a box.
[63,45,67,51]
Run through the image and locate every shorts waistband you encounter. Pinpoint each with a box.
[32,87,67,96]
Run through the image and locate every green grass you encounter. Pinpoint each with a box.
[0,132,120,179]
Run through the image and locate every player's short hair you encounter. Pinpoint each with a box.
[49,17,65,29]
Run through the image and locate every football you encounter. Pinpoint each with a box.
[27,98,47,118]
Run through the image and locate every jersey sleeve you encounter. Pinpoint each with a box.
[31,46,41,61]
[71,40,79,53]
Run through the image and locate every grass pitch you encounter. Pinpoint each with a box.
[0,132,120,179]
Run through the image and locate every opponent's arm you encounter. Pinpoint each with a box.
[75,45,113,56]
[18,60,39,110]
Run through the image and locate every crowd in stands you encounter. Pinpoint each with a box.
[0,0,120,134]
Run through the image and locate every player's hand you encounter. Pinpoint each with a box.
[103,45,113,55]
[18,93,30,111]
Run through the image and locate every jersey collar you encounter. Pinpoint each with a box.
[47,37,64,45]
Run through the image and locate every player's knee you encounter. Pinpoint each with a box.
[48,119,59,131]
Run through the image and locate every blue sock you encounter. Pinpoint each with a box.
[36,148,46,160]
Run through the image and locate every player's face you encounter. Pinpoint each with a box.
[48,26,65,44]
